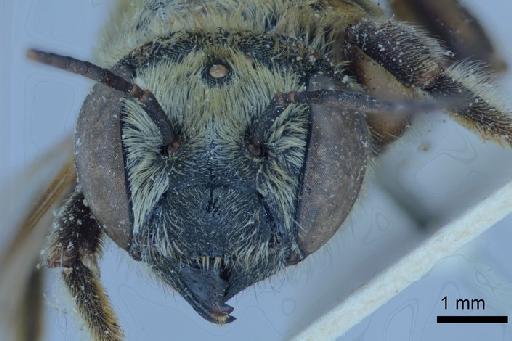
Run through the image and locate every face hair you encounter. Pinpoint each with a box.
[121,50,310,268]
[26,49,176,147]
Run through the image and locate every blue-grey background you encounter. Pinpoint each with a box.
[2,0,512,340]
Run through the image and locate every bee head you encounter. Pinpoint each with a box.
[28,31,369,323]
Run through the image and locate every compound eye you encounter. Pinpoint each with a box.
[293,89,369,260]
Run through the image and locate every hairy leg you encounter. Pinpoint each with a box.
[48,191,122,341]
[390,0,506,72]
[346,19,512,147]
[347,45,416,150]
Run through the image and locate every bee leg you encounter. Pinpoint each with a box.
[48,191,123,341]
[348,46,417,151]
[390,0,507,72]
[346,20,512,147]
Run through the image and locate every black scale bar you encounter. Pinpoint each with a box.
[437,316,508,324]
